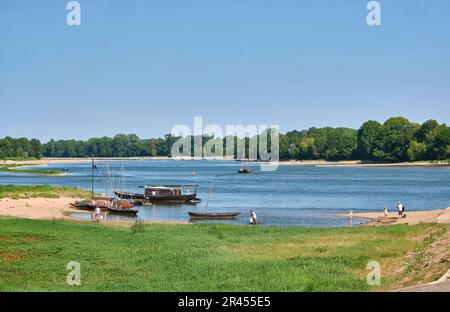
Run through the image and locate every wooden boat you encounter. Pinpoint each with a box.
[238,168,252,174]
[114,184,200,204]
[187,184,240,219]
[70,197,114,210]
[188,211,241,219]
[108,205,138,215]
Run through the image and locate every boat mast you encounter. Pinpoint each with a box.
[121,161,124,194]
[105,162,109,198]
[205,183,213,210]
[91,155,94,199]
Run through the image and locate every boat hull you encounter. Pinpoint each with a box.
[114,191,199,204]
[188,212,241,219]
[107,207,139,215]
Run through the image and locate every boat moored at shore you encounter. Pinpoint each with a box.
[114,184,200,205]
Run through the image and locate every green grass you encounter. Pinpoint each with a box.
[0,218,447,291]
[0,164,64,175]
[0,185,92,199]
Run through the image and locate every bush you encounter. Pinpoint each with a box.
[130,220,145,234]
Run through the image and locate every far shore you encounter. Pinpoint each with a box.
[1,157,449,168]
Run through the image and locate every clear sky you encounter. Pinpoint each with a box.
[1,0,449,142]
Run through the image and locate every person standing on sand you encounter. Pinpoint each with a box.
[384,206,388,217]
[397,201,404,219]
[94,206,101,220]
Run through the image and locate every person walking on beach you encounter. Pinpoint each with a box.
[384,206,388,217]
[94,206,101,221]
[249,210,257,225]
[397,201,404,219]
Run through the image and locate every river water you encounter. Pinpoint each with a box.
[1,160,449,227]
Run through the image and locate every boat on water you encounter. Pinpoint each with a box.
[108,199,139,215]
[188,211,241,219]
[114,184,200,205]
[70,197,113,210]
[238,160,253,174]
[71,158,137,215]
[187,183,241,220]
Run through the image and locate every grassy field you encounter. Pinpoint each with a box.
[0,218,448,291]
[0,185,92,199]
[0,164,64,175]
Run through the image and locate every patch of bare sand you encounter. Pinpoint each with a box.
[0,197,188,225]
[0,157,170,167]
[0,197,78,220]
[336,208,450,226]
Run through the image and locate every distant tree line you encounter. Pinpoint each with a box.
[281,117,450,162]
[1,117,450,162]
[0,137,42,159]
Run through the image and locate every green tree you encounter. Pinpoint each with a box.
[381,117,415,161]
[357,120,382,159]
[407,141,427,161]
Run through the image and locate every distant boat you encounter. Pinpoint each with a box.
[238,160,253,174]
[188,211,241,219]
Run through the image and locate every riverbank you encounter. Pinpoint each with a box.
[0,164,66,176]
[0,185,186,225]
[0,157,170,166]
[278,160,450,167]
[336,209,450,226]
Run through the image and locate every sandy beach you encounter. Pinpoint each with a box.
[278,160,450,167]
[0,197,187,225]
[0,197,79,220]
[0,156,170,167]
[337,208,450,226]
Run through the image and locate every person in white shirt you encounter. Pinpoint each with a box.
[397,201,404,219]
[249,210,257,224]
[94,206,101,220]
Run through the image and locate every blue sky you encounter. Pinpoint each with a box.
[1,0,449,141]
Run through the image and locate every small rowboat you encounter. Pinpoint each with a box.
[188,211,241,219]
[238,168,252,174]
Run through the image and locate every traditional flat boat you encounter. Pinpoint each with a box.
[114,184,199,204]
[188,211,241,219]
[107,200,138,215]
[70,197,114,210]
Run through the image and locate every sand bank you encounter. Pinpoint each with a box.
[337,208,450,226]
[278,160,450,167]
[0,197,187,225]
[0,157,170,166]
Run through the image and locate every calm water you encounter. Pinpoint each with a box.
[2,160,450,227]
